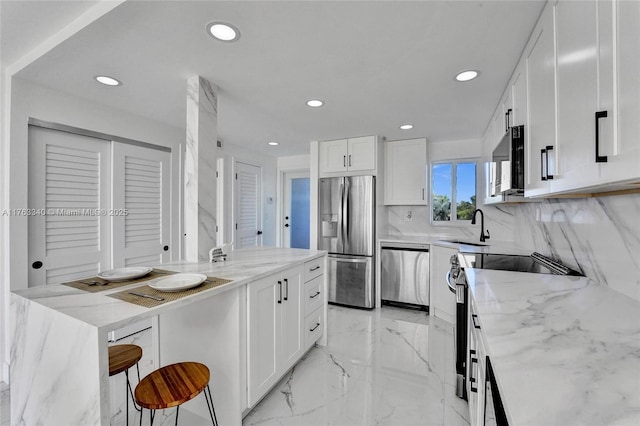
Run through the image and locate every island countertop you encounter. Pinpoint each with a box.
[11,247,326,332]
[465,268,640,425]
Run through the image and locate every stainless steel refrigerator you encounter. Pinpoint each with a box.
[318,176,375,309]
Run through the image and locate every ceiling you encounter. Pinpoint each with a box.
[3,0,546,156]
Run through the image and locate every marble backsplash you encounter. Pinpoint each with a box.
[385,193,640,302]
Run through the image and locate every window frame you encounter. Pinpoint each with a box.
[430,158,479,225]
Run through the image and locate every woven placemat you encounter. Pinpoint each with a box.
[106,276,233,308]
[62,269,176,293]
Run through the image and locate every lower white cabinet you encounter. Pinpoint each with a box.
[247,266,303,406]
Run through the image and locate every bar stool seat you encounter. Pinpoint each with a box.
[135,362,217,425]
[109,344,143,425]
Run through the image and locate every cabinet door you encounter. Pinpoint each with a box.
[600,0,640,184]
[280,267,303,370]
[511,63,527,127]
[525,4,555,197]
[347,136,376,171]
[384,138,427,205]
[552,0,602,193]
[247,273,280,406]
[319,139,348,174]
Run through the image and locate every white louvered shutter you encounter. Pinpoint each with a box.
[28,126,111,286]
[235,162,262,248]
[112,144,170,267]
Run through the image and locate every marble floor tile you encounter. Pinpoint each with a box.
[243,305,470,426]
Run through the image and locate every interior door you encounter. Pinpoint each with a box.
[235,161,262,248]
[283,171,310,249]
[28,126,111,286]
[112,143,171,267]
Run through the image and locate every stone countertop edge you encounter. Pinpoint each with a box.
[11,247,327,333]
[465,268,640,426]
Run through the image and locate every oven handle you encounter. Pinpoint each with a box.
[446,271,457,294]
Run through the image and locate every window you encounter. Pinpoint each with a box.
[431,161,477,223]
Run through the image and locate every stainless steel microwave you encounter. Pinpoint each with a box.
[491,125,524,196]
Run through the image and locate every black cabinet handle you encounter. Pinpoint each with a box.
[284,278,288,301]
[545,145,554,180]
[257,230,263,235]
[348,155,352,167]
[32,261,43,269]
[310,322,320,332]
[540,146,554,181]
[595,110,608,163]
[469,349,478,393]
[343,155,346,167]
[472,314,481,329]
[310,291,321,299]
[310,265,320,272]
[505,108,512,132]
[163,245,169,251]
[277,281,282,304]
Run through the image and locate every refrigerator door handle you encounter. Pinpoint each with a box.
[337,180,345,252]
[344,179,350,239]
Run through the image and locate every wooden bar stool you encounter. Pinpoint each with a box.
[109,344,143,425]
[134,362,218,426]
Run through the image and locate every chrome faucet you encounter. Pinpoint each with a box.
[471,209,490,242]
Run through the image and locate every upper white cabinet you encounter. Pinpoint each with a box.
[524,3,556,197]
[319,136,377,175]
[518,0,640,197]
[384,138,427,205]
[599,0,640,186]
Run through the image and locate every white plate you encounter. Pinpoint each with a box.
[148,273,207,292]
[97,267,152,282]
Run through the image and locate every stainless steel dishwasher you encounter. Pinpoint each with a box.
[380,242,430,310]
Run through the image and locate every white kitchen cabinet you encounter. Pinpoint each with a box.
[428,244,458,324]
[510,62,527,127]
[552,0,608,193]
[524,3,556,197]
[599,0,640,186]
[247,265,303,406]
[302,258,325,352]
[319,136,376,175]
[467,297,487,426]
[384,138,427,205]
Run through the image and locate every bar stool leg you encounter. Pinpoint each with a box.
[174,406,179,426]
[204,385,218,426]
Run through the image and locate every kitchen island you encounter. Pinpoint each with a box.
[10,247,327,425]
[465,268,640,425]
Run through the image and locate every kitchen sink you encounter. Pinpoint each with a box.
[440,239,487,247]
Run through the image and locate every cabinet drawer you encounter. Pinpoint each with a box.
[304,308,323,349]
[304,258,324,282]
[304,275,323,316]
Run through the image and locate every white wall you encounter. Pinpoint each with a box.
[1,77,185,383]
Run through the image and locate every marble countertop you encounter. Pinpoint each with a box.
[465,268,640,425]
[11,247,326,332]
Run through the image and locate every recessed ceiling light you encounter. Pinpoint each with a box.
[400,124,414,130]
[455,70,479,82]
[268,141,279,146]
[206,22,240,42]
[306,99,324,108]
[94,75,122,86]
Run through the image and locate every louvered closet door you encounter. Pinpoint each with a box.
[235,162,262,248]
[28,126,111,286]
[112,144,170,267]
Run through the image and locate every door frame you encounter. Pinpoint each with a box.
[276,168,310,247]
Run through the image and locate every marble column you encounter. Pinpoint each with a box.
[185,76,218,261]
